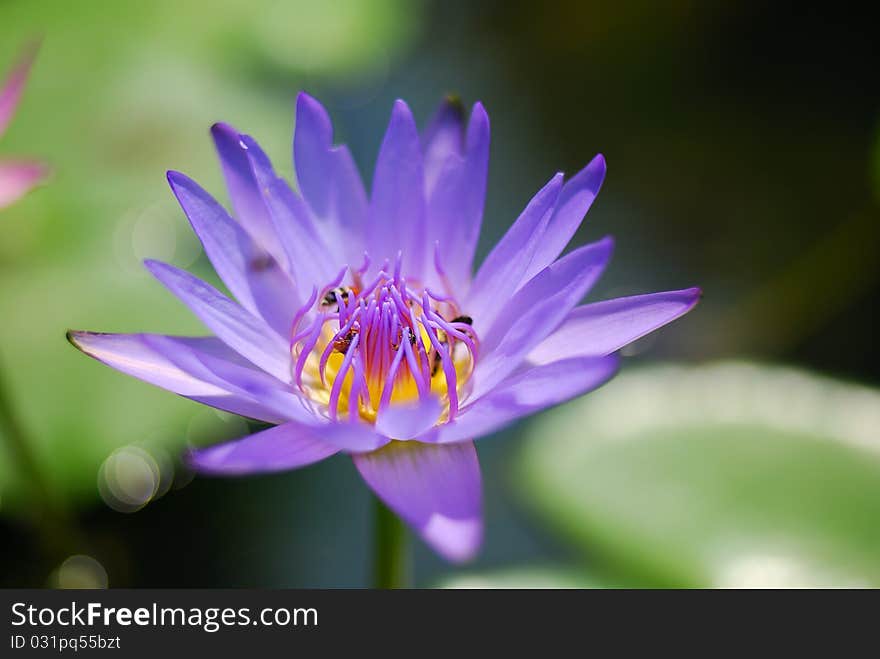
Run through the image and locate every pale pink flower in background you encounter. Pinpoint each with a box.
[0,43,48,210]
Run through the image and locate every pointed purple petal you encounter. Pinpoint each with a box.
[0,43,38,137]
[367,100,427,277]
[465,173,563,334]
[425,102,490,293]
[375,395,443,440]
[167,170,299,337]
[354,441,483,562]
[0,161,48,209]
[239,135,339,292]
[436,355,619,444]
[469,237,614,402]
[67,332,306,423]
[210,123,287,268]
[422,96,466,194]
[144,260,291,383]
[528,287,702,365]
[521,154,606,282]
[188,421,338,475]
[293,93,368,263]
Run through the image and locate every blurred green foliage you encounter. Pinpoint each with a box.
[0,0,419,514]
[515,362,880,587]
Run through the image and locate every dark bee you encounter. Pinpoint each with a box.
[451,315,472,325]
[321,286,352,309]
[431,350,444,376]
[249,253,275,273]
[333,327,359,353]
[390,327,417,352]
[430,329,449,377]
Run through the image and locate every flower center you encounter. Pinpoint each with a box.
[290,259,478,425]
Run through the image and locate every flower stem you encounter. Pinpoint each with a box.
[0,353,83,559]
[372,497,409,589]
[0,358,52,508]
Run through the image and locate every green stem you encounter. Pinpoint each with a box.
[372,497,409,589]
[0,358,53,508]
[0,353,82,559]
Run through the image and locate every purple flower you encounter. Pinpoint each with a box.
[0,43,48,210]
[69,94,699,562]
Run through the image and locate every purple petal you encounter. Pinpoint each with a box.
[354,441,483,562]
[239,135,339,292]
[367,100,427,277]
[422,96,466,194]
[210,123,287,268]
[435,355,619,444]
[293,93,368,264]
[465,173,563,334]
[521,154,606,282]
[188,421,338,475]
[0,42,37,137]
[167,170,299,337]
[144,260,291,383]
[424,102,490,293]
[375,395,443,440]
[0,161,48,209]
[318,422,390,453]
[528,287,702,365]
[66,332,306,423]
[469,237,614,402]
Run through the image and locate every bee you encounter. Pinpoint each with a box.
[249,253,275,273]
[431,329,449,377]
[390,327,418,352]
[321,286,353,309]
[429,315,470,377]
[333,327,359,353]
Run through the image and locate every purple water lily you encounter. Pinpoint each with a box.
[69,93,699,562]
[0,44,48,209]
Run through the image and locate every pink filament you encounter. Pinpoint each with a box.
[291,258,479,423]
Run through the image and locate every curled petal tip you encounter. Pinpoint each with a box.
[65,329,81,348]
[65,330,107,355]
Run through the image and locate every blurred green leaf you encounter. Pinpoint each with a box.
[516,362,880,587]
[0,0,418,516]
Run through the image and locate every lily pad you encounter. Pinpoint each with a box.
[517,361,880,587]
